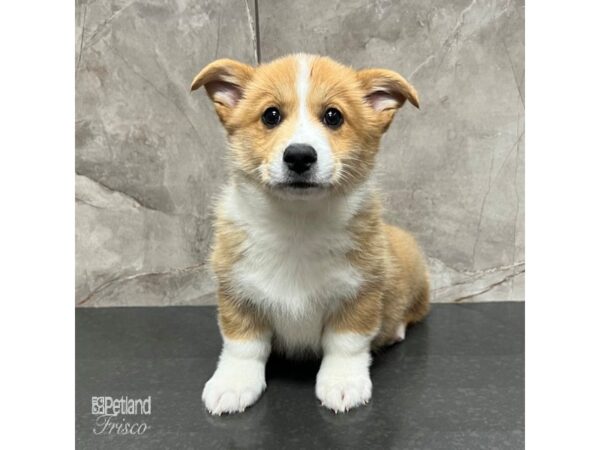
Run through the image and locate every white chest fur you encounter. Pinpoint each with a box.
[220,182,368,353]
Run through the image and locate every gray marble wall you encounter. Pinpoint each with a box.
[76,0,524,307]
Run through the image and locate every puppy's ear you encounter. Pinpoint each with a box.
[190,59,255,125]
[357,68,419,131]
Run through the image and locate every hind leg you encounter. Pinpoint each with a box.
[372,297,409,349]
[373,288,427,349]
[395,322,407,342]
[403,282,430,325]
[373,225,430,349]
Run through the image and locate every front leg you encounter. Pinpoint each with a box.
[202,290,271,415]
[316,291,383,413]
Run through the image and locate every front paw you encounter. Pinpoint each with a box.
[316,366,372,413]
[202,364,266,415]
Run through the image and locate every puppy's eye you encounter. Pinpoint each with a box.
[323,108,343,128]
[262,107,282,128]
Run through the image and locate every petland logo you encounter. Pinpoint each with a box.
[91,395,152,435]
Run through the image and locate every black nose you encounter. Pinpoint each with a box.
[283,144,317,174]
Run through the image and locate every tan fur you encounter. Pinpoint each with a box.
[192,54,429,348]
[372,225,430,348]
[190,59,254,127]
[210,214,268,340]
[216,287,269,339]
[328,193,429,347]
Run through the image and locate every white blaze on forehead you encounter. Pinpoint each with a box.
[296,54,313,121]
[291,55,334,180]
[268,55,334,184]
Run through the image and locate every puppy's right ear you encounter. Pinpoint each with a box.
[190,59,254,125]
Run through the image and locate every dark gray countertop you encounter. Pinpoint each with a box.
[76,303,524,449]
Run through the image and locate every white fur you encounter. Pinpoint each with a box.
[396,322,406,341]
[207,53,380,414]
[268,54,335,185]
[316,329,375,412]
[202,334,271,415]
[221,180,369,354]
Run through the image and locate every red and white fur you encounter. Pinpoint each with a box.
[191,54,429,415]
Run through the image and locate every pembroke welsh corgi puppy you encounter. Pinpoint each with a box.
[191,54,429,415]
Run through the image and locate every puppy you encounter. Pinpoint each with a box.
[191,54,429,415]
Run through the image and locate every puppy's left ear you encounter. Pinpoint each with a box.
[357,68,419,130]
[190,59,255,127]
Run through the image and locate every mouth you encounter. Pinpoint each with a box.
[286,181,320,189]
[269,180,329,196]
